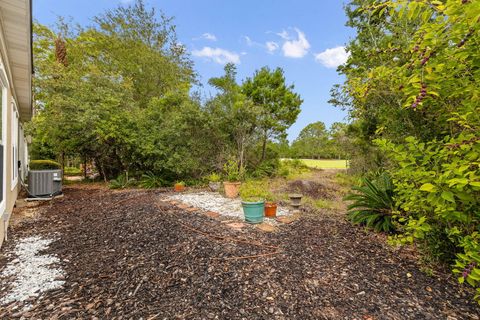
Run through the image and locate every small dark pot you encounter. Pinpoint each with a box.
[209,181,220,192]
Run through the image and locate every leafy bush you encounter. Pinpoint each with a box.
[377,135,480,299]
[109,173,136,189]
[223,159,244,182]
[64,167,82,176]
[175,181,185,186]
[239,180,270,202]
[277,159,310,178]
[139,172,165,189]
[206,172,221,182]
[344,173,396,233]
[30,160,61,170]
[251,159,279,178]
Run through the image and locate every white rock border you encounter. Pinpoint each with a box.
[166,191,291,219]
[0,235,65,308]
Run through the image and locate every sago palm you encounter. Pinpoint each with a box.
[343,173,396,232]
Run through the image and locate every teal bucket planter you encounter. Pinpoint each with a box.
[241,200,265,224]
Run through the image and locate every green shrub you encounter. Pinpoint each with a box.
[239,180,269,202]
[139,172,165,189]
[277,159,309,178]
[64,167,82,176]
[109,173,136,189]
[252,159,279,178]
[377,135,480,300]
[344,173,396,233]
[30,160,61,170]
[206,172,221,182]
[223,158,244,182]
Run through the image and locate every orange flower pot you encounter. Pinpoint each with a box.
[174,184,185,192]
[264,202,277,218]
[223,181,241,198]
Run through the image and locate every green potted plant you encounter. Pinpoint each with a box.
[223,159,244,198]
[207,172,221,192]
[239,181,268,224]
[174,181,186,192]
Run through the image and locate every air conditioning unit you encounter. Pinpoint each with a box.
[28,170,63,197]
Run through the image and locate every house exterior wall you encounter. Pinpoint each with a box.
[0,70,21,248]
[0,22,29,248]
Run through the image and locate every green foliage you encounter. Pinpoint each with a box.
[206,172,221,182]
[239,180,269,202]
[175,181,185,186]
[64,166,82,176]
[139,172,165,189]
[109,173,136,189]
[378,135,480,298]
[276,159,310,179]
[344,173,396,233]
[251,159,280,178]
[31,1,194,180]
[29,160,61,170]
[290,121,350,160]
[241,66,303,162]
[223,159,244,182]
[336,0,480,301]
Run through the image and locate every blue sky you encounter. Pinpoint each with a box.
[33,0,354,141]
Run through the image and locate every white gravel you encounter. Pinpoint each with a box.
[166,192,290,219]
[0,236,65,306]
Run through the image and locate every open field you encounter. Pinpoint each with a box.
[298,159,348,169]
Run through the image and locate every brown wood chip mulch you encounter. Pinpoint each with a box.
[0,186,479,319]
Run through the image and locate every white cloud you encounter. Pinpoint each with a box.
[193,33,217,41]
[266,41,279,53]
[280,28,310,58]
[201,33,217,41]
[244,36,252,46]
[276,30,290,40]
[192,47,240,64]
[314,46,350,68]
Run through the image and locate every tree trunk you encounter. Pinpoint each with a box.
[61,152,65,182]
[261,131,267,162]
[83,156,87,179]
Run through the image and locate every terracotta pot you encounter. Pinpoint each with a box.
[264,202,277,218]
[174,184,185,192]
[223,181,241,198]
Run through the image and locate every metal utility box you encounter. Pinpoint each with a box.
[28,170,63,197]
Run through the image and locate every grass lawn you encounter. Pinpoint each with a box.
[299,159,349,169]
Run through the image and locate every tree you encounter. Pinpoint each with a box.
[291,121,329,159]
[242,67,302,162]
[207,64,259,170]
[30,0,195,180]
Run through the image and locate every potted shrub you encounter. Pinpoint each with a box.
[223,159,244,198]
[264,192,277,218]
[207,172,221,192]
[174,181,186,192]
[240,181,267,224]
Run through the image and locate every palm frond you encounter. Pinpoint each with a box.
[344,173,396,233]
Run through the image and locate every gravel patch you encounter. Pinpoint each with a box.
[166,191,290,219]
[0,236,65,307]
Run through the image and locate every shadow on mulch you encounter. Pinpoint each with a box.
[0,186,479,319]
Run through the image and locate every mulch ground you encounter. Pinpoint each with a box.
[0,186,479,319]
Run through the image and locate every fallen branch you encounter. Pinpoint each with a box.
[176,220,280,250]
[211,250,283,261]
